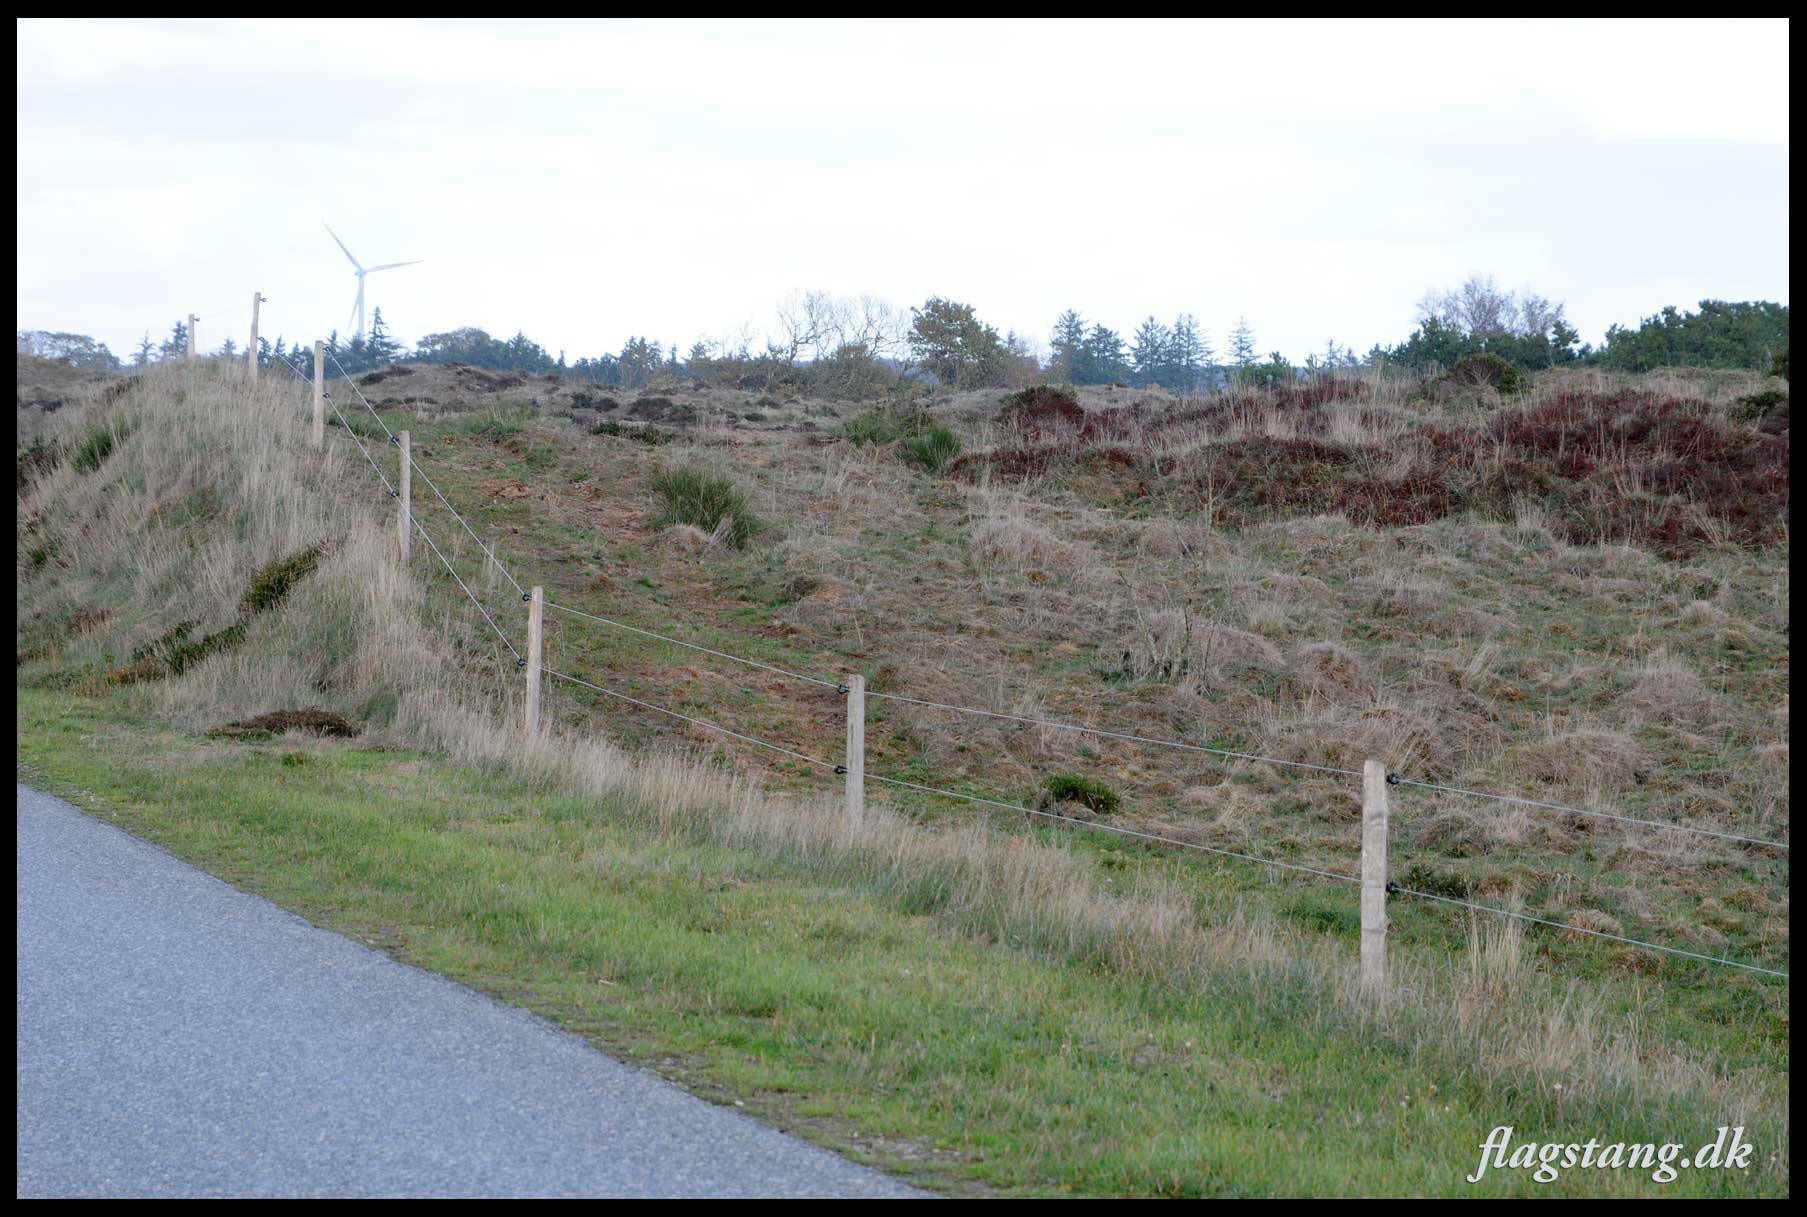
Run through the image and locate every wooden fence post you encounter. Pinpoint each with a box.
[1361,759,1390,998]
[396,430,411,560]
[525,586,544,741]
[311,340,325,449]
[248,292,265,385]
[186,315,197,362]
[843,674,865,827]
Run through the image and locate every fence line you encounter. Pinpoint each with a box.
[544,599,842,690]
[542,665,838,769]
[1389,777,1788,850]
[867,691,1363,778]
[1390,886,1793,979]
[263,346,1788,983]
[325,350,528,596]
[863,770,1364,885]
[275,352,522,660]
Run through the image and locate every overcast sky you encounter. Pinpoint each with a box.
[16,18,1790,364]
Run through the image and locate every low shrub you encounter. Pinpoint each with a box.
[843,412,903,445]
[1001,385,1085,433]
[207,708,364,740]
[649,465,762,549]
[1397,862,1473,901]
[1040,772,1121,816]
[1733,387,1788,423]
[593,420,675,445]
[901,425,962,472]
[1445,353,1523,395]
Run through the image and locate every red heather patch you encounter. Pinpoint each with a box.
[961,384,1785,559]
[1291,378,1367,409]
[1185,437,1356,524]
[1335,472,1458,528]
[1000,386,1086,439]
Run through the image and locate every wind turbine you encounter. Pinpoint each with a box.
[323,223,421,340]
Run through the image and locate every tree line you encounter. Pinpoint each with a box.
[22,278,1788,393]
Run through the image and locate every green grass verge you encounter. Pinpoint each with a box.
[15,687,1786,1197]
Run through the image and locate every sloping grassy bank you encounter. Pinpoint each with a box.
[16,689,1787,1197]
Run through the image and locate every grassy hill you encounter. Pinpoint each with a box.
[15,355,1790,1195]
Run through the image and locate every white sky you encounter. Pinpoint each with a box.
[16,18,1791,363]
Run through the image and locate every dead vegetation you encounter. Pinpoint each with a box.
[207,707,363,739]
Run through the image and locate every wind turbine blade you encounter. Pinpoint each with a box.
[322,222,363,271]
[363,260,422,274]
[349,293,361,331]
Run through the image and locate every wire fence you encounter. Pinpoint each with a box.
[265,350,1788,983]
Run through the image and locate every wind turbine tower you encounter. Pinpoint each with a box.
[323,223,421,340]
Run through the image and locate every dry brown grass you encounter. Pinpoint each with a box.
[13,357,1789,1149]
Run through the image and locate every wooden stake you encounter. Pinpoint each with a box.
[525,586,544,740]
[397,430,412,560]
[1360,759,1390,997]
[844,674,865,827]
[311,340,325,449]
[248,292,265,385]
[186,315,197,362]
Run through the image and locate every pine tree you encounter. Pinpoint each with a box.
[1229,317,1257,369]
[134,332,156,367]
[1168,314,1206,394]
[1049,310,1087,382]
[1130,316,1171,388]
[219,336,238,361]
[157,320,188,362]
[1080,324,1129,385]
[367,307,402,366]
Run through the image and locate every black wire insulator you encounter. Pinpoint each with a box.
[1385,881,1402,894]
[836,685,850,695]
[833,765,848,775]
[515,657,527,668]
[1385,771,1402,785]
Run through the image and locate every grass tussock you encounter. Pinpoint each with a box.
[463,402,535,440]
[1040,772,1121,816]
[648,464,761,549]
[901,424,962,472]
[71,416,133,473]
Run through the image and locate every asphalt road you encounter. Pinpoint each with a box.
[16,784,926,1198]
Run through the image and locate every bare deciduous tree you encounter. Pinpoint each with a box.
[1417,274,1571,341]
